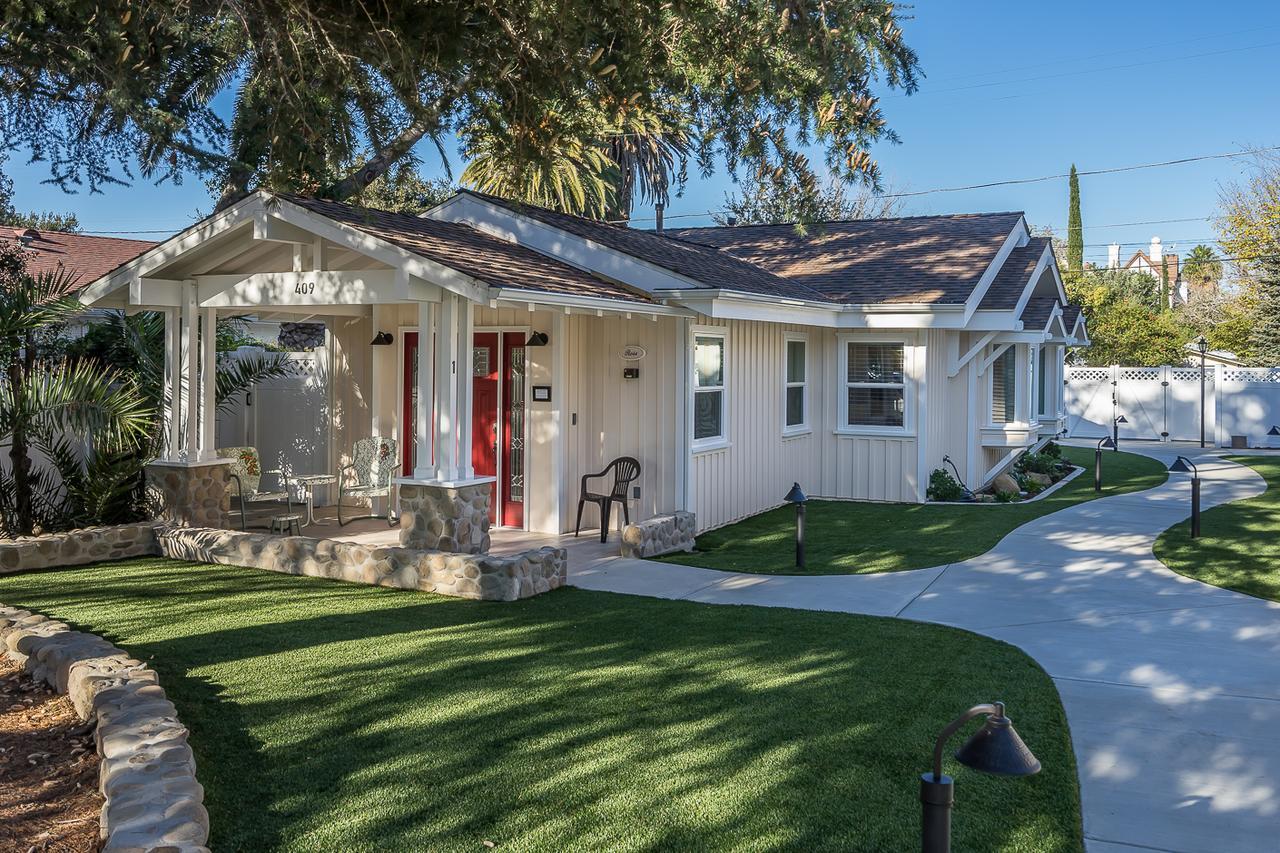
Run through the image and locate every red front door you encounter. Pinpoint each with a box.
[472,333,499,523]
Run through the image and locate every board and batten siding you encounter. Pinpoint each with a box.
[690,320,825,531]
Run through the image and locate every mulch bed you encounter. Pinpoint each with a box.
[0,655,103,852]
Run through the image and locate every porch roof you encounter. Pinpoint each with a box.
[273,195,656,305]
[978,237,1052,310]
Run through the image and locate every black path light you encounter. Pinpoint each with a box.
[1196,335,1210,448]
[783,482,807,569]
[1169,456,1202,538]
[920,701,1041,853]
[1112,414,1128,452]
[1094,436,1116,491]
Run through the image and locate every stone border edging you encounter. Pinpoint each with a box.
[0,605,209,853]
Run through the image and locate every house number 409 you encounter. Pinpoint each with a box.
[294,281,315,295]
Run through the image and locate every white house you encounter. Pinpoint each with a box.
[77,190,1086,539]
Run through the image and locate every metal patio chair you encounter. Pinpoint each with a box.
[338,437,400,526]
[218,446,293,531]
[575,456,641,543]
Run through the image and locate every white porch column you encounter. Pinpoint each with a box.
[413,300,436,480]
[182,280,199,460]
[200,307,217,459]
[455,297,475,480]
[164,307,182,459]
[434,293,460,482]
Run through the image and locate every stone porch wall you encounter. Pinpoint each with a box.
[0,605,208,852]
[156,527,565,601]
[145,461,230,529]
[621,512,697,559]
[0,524,158,574]
[398,481,492,554]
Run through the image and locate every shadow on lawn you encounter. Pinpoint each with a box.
[0,559,1079,852]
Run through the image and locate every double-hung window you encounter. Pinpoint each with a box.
[693,332,726,446]
[991,346,1016,424]
[784,337,808,432]
[1036,347,1049,418]
[845,341,906,429]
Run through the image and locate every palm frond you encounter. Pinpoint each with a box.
[215,351,297,413]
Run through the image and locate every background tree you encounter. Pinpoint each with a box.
[1248,253,1280,365]
[1,1,919,211]
[351,168,455,216]
[1182,244,1224,290]
[715,171,905,227]
[1066,165,1083,276]
[1068,268,1189,365]
[0,155,79,231]
[1160,255,1170,310]
[1176,288,1255,359]
[1218,151,1280,274]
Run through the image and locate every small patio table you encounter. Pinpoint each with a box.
[291,473,338,527]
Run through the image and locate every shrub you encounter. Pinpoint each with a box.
[994,490,1019,503]
[927,468,966,502]
[1042,440,1062,459]
[1016,451,1058,476]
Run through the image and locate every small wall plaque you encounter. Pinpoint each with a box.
[621,345,647,361]
[623,367,640,380]
[532,385,552,402]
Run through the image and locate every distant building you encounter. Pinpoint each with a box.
[1107,236,1184,305]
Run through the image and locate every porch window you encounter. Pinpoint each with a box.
[991,346,1016,424]
[784,337,808,432]
[693,333,726,444]
[845,342,905,428]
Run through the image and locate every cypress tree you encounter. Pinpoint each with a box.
[1067,164,1083,273]
[1161,255,1170,310]
[1249,253,1280,365]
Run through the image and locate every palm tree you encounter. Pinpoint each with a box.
[0,244,153,535]
[1183,244,1224,293]
[460,102,689,221]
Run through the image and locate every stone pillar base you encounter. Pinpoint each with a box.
[145,459,231,529]
[398,479,493,554]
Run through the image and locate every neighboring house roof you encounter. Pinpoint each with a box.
[668,212,1025,305]
[279,195,654,304]
[0,226,155,295]
[977,237,1049,310]
[457,190,831,302]
[1019,295,1059,331]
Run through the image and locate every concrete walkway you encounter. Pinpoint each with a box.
[570,447,1280,853]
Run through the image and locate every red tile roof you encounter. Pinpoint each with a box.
[669,212,1025,305]
[0,227,155,295]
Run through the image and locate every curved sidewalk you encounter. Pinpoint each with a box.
[571,449,1280,853]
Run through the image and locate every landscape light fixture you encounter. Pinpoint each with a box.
[1168,456,1202,538]
[525,331,549,347]
[920,701,1041,853]
[1268,426,1280,450]
[1094,436,1116,491]
[783,482,808,569]
[370,331,394,346]
[942,455,974,501]
[1196,336,1210,448]
[1112,414,1128,452]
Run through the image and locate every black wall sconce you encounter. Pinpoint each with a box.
[370,331,394,346]
[525,331,549,347]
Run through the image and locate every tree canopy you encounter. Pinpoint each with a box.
[1068,269,1189,366]
[0,155,79,231]
[1,1,920,211]
[715,172,905,227]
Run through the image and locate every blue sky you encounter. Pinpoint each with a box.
[6,1,1280,266]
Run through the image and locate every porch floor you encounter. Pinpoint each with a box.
[227,501,620,568]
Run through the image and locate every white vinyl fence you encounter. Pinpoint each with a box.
[215,348,334,503]
[1065,364,1280,447]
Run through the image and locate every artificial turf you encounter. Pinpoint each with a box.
[657,446,1168,575]
[1155,454,1280,602]
[0,559,1081,851]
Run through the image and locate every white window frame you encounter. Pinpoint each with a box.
[783,333,810,436]
[988,344,1018,427]
[837,334,913,436]
[690,326,730,452]
[1034,345,1052,420]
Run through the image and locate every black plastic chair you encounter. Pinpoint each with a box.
[576,457,641,543]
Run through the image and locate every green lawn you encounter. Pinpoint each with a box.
[0,559,1080,852]
[1155,455,1280,602]
[659,446,1168,575]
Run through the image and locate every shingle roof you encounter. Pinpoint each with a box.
[459,190,828,301]
[1019,296,1060,331]
[0,227,155,295]
[1061,303,1083,331]
[668,212,1025,305]
[974,237,1049,311]
[278,195,654,304]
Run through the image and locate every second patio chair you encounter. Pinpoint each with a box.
[338,437,400,526]
[218,446,293,531]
